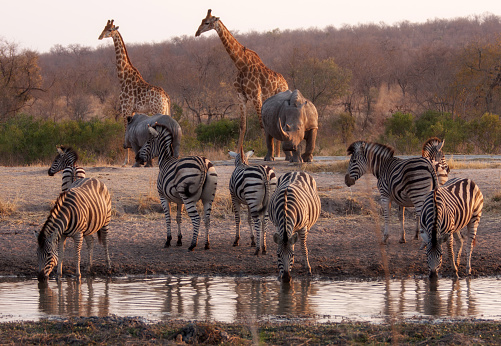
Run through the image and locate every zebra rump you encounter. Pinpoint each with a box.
[421,177,483,279]
[268,171,321,283]
[36,178,111,282]
[228,148,277,255]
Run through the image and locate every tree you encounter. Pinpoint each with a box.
[0,40,42,121]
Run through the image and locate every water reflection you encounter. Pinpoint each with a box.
[0,276,500,323]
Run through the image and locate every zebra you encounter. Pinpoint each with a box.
[228,148,277,255]
[268,171,321,283]
[345,141,439,244]
[137,123,218,251]
[48,146,86,191]
[36,178,111,282]
[420,178,483,279]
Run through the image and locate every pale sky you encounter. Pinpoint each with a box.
[2,0,500,53]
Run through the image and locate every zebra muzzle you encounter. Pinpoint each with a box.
[345,174,356,187]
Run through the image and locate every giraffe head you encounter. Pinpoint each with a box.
[195,9,220,37]
[98,19,119,40]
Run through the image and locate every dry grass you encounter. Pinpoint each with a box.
[448,157,501,170]
[302,160,349,174]
[0,197,18,217]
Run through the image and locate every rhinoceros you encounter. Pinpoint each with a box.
[125,114,182,167]
[261,89,318,163]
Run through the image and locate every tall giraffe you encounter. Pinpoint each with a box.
[195,9,288,153]
[98,19,171,166]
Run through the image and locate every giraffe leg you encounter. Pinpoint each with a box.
[237,94,247,150]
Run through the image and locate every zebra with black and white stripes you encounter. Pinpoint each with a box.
[48,146,86,191]
[345,141,439,244]
[421,137,449,186]
[228,148,277,255]
[36,178,111,282]
[421,178,483,279]
[268,171,321,282]
[137,123,218,251]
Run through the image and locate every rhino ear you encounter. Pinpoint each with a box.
[126,116,133,124]
[147,124,159,137]
[228,151,237,158]
[245,150,254,159]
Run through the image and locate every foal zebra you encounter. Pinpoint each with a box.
[48,146,86,191]
[421,178,483,279]
[345,141,439,244]
[228,148,277,255]
[36,178,111,282]
[268,171,321,283]
[137,123,218,251]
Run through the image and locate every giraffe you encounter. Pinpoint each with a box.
[98,19,171,166]
[195,9,288,155]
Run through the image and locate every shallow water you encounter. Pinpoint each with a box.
[1,276,500,323]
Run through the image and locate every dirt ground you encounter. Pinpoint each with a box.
[1,157,500,280]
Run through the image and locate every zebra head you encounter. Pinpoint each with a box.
[426,190,444,279]
[345,141,369,187]
[228,149,254,166]
[48,146,78,176]
[137,124,173,165]
[36,224,59,282]
[272,189,297,283]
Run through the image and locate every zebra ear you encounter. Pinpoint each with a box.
[245,150,255,159]
[291,232,299,244]
[437,139,445,151]
[147,124,159,137]
[273,233,279,244]
[57,147,64,155]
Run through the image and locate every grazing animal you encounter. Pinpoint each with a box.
[421,178,483,279]
[36,178,111,282]
[125,113,182,167]
[48,146,86,191]
[345,141,439,244]
[268,171,321,282]
[98,19,171,166]
[195,9,288,151]
[261,89,318,163]
[228,148,277,255]
[137,123,217,251]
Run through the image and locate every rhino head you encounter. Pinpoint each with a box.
[278,102,307,152]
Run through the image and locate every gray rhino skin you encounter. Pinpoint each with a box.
[262,89,318,163]
[125,114,182,167]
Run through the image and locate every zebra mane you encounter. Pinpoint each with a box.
[421,137,441,158]
[38,191,68,246]
[431,190,439,247]
[347,141,395,157]
[282,188,288,243]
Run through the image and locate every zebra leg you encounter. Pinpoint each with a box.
[247,207,256,247]
[184,201,201,251]
[231,197,242,246]
[202,200,212,250]
[73,232,84,280]
[176,203,183,246]
[446,234,459,279]
[261,213,268,255]
[56,237,67,280]
[84,234,94,273]
[300,228,311,275]
[98,225,111,271]
[454,231,464,269]
[381,198,392,244]
[252,213,261,255]
[465,221,479,276]
[398,206,406,243]
[160,196,173,248]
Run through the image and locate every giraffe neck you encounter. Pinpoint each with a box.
[111,31,142,85]
[215,21,253,71]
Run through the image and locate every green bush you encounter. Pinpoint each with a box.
[195,118,239,147]
[469,113,501,154]
[0,114,123,165]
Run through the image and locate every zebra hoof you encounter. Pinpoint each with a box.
[262,249,267,255]
[176,236,183,246]
[165,236,172,248]
[399,238,406,244]
[204,243,210,250]
[254,249,260,256]
[250,240,256,247]
[188,244,196,251]
[233,238,239,247]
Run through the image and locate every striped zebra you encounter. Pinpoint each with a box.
[48,146,86,191]
[228,148,277,255]
[345,141,439,244]
[36,178,111,282]
[268,171,321,282]
[137,123,218,251]
[421,178,483,279]
[421,137,449,185]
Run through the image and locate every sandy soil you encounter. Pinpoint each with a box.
[1,158,500,280]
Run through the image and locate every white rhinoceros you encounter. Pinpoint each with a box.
[261,89,318,163]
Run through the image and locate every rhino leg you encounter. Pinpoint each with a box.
[264,133,275,161]
[302,129,317,163]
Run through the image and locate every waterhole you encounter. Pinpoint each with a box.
[1,276,500,323]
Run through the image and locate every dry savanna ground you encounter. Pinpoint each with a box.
[1,157,501,280]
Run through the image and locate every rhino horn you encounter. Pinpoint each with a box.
[278,116,290,141]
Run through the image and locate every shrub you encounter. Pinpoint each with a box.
[195,118,239,147]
